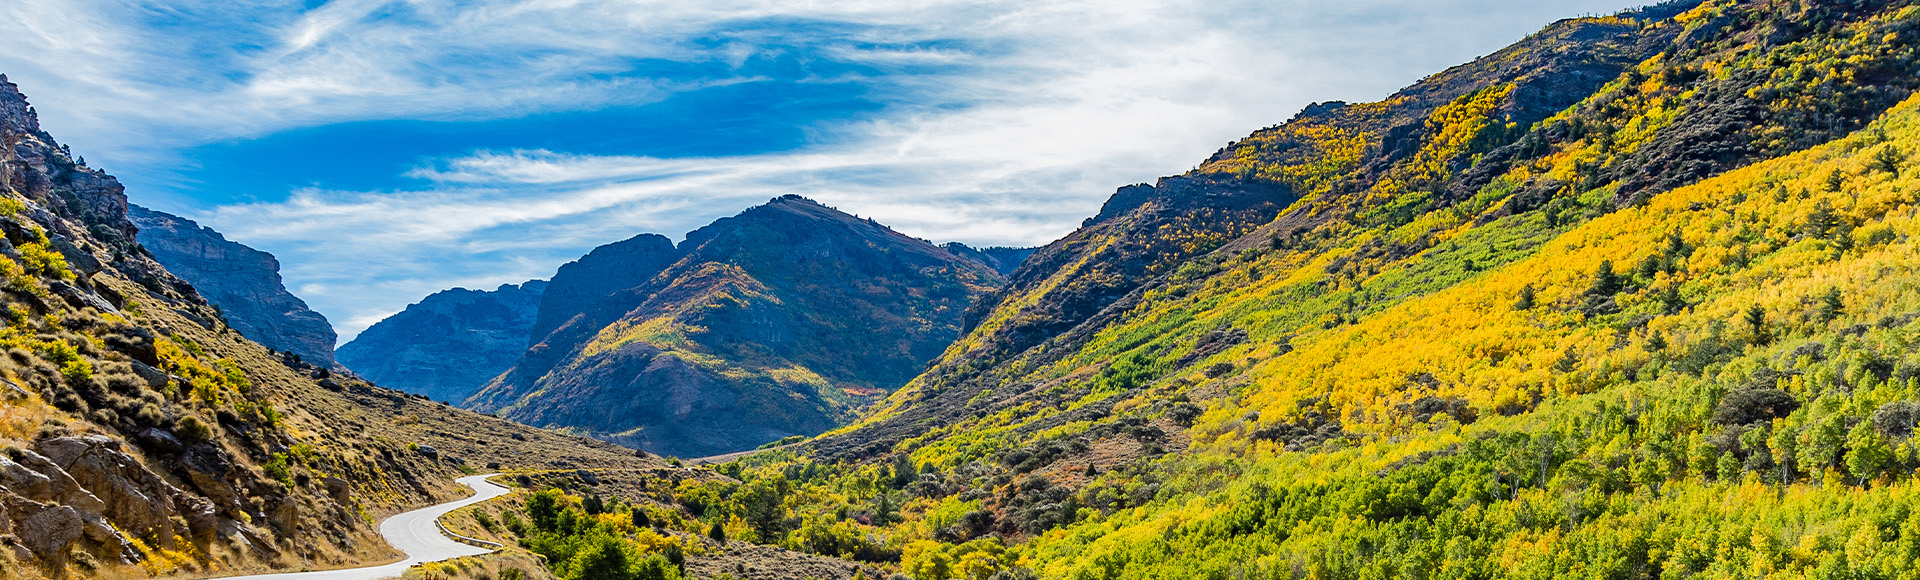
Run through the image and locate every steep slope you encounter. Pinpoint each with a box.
[0,76,664,580]
[562,3,1920,579]
[126,205,339,368]
[469,196,1004,457]
[336,281,547,403]
[527,233,680,347]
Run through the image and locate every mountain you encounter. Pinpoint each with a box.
[0,75,663,579]
[941,243,1036,277]
[607,2,1920,578]
[468,195,1006,457]
[336,280,547,403]
[125,205,340,368]
[528,233,681,348]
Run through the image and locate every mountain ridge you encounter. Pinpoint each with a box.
[468,194,1006,457]
[336,280,547,403]
[126,204,340,369]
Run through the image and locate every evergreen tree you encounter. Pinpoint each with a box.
[1586,260,1622,297]
[1874,144,1904,175]
[1819,288,1845,322]
[1745,306,1771,346]
[708,521,727,544]
[1514,284,1537,310]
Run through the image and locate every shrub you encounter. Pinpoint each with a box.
[175,415,213,442]
[1712,389,1799,426]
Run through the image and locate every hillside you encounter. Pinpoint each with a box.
[337,280,547,403]
[523,2,1920,579]
[469,196,1005,458]
[126,205,339,369]
[0,76,663,580]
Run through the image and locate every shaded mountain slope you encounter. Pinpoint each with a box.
[942,243,1036,278]
[126,205,339,369]
[469,196,1004,457]
[337,281,547,403]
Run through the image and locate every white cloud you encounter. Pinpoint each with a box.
[0,0,1643,341]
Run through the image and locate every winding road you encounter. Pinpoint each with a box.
[214,474,508,580]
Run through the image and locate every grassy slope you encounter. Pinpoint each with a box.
[656,2,1920,579]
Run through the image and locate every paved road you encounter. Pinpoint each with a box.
[213,474,508,580]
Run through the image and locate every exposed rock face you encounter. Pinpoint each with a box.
[128,205,339,367]
[528,233,679,346]
[34,436,182,542]
[469,196,1006,457]
[337,280,547,402]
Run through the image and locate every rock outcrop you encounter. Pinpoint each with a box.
[128,205,339,368]
[468,196,1006,457]
[528,233,680,346]
[337,280,548,402]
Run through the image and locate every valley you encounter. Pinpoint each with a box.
[9,1,1920,579]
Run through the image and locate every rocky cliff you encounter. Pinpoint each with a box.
[0,75,662,579]
[528,233,681,348]
[337,280,547,403]
[127,205,340,368]
[468,196,1005,457]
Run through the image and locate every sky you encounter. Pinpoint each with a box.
[0,0,1642,342]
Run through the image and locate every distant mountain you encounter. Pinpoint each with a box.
[127,205,339,368]
[942,242,1036,277]
[467,195,1005,457]
[337,280,547,403]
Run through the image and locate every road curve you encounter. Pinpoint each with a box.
[213,474,509,580]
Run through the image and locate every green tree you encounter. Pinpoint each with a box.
[1818,288,1845,323]
[1874,144,1904,175]
[1745,306,1771,346]
[1845,421,1893,485]
[1660,285,1686,315]
[528,489,565,532]
[569,535,680,580]
[1805,199,1839,239]
[1513,284,1536,310]
[1585,260,1623,297]
[708,521,727,544]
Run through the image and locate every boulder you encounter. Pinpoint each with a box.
[322,477,351,504]
[10,449,106,512]
[172,493,220,545]
[267,498,298,537]
[0,456,53,499]
[50,280,115,314]
[17,503,83,569]
[46,234,101,276]
[128,360,168,389]
[135,428,183,453]
[179,444,243,513]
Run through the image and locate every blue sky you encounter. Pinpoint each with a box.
[0,0,1640,341]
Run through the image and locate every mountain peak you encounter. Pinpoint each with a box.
[0,73,40,135]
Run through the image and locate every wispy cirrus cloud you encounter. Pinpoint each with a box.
[0,0,1640,339]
